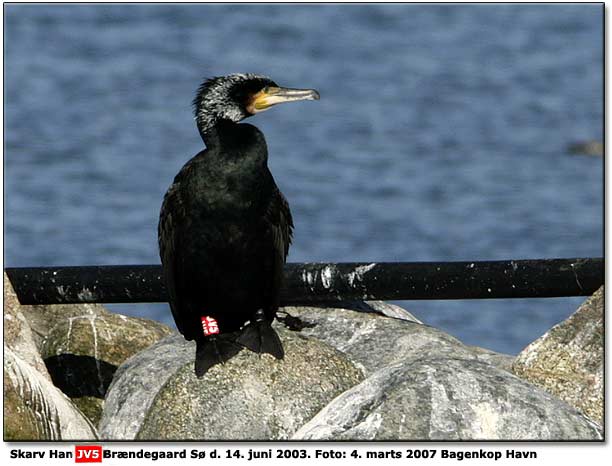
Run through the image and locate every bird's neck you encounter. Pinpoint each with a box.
[199,119,268,163]
[198,119,237,148]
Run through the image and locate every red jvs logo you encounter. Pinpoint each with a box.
[201,316,220,336]
[75,446,102,463]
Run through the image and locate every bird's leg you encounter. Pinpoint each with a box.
[236,309,284,359]
[194,315,242,377]
[252,309,266,350]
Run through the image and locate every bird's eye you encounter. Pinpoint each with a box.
[262,86,269,94]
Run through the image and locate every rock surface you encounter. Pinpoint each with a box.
[39,305,172,424]
[4,273,50,378]
[281,303,601,440]
[98,333,193,439]
[100,302,414,440]
[468,345,515,373]
[100,300,602,441]
[101,328,363,440]
[280,303,511,374]
[4,274,98,440]
[293,358,601,440]
[20,302,109,351]
[4,346,99,440]
[512,287,604,426]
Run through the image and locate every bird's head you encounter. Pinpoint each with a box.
[193,73,319,135]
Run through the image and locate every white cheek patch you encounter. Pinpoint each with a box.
[223,106,249,121]
[195,73,273,132]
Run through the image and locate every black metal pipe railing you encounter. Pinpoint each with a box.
[4,258,603,305]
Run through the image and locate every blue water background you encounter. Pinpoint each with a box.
[4,4,603,354]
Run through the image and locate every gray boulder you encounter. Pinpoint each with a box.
[328,300,423,322]
[98,333,192,439]
[281,303,511,374]
[513,287,603,426]
[4,272,50,377]
[100,328,363,440]
[4,346,99,440]
[39,305,172,425]
[101,300,602,441]
[4,273,98,440]
[286,303,601,440]
[293,358,602,441]
[20,301,110,352]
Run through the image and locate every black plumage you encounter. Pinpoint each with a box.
[158,73,319,376]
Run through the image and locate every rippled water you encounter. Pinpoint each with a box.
[4,4,603,353]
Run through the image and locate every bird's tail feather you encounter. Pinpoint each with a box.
[236,321,284,360]
[195,336,242,377]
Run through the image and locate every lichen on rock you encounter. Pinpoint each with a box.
[512,286,604,426]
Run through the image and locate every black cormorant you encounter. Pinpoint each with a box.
[158,73,319,376]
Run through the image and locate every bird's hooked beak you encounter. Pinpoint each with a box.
[247,86,320,114]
